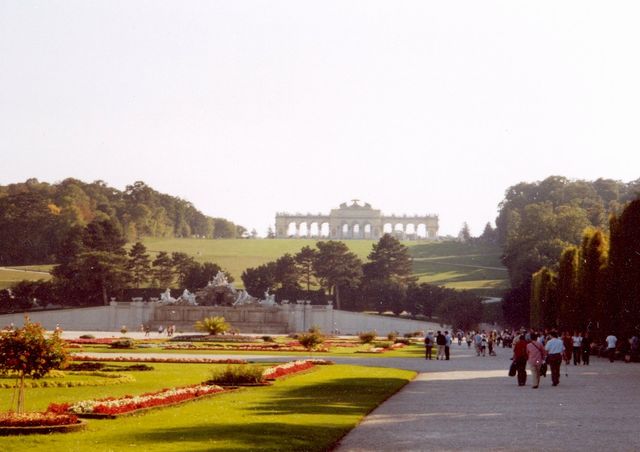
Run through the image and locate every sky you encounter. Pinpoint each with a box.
[2,1,640,237]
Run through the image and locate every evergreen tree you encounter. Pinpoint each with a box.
[556,246,579,331]
[127,241,151,288]
[313,241,363,310]
[577,228,608,334]
[171,252,197,288]
[295,246,318,298]
[152,251,174,288]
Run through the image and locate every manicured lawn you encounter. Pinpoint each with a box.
[0,268,52,289]
[0,364,414,451]
[140,238,508,294]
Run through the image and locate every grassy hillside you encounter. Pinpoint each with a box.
[141,238,509,296]
[0,239,509,296]
[0,266,52,289]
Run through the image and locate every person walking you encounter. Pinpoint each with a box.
[512,334,528,386]
[424,332,434,360]
[436,331,446,360]
[581,332,591,365]
[562,331,573,365]
[527,332,546,389]
[444,331,452,360]
[545,331,564,386]
[474,332,482,356]
[572,332,582,365]
[605,333,618,363]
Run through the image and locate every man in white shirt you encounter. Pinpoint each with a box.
[572,333,582,365]
[545,331,565,386]
[605,333,618,363]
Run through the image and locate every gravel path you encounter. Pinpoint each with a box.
[335,344,640,452]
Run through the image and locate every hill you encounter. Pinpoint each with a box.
[140,238,509,297]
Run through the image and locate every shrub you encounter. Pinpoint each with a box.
[358,331,377,344]
[403,332,413,339]
[79,334,95,339]
[110,338,136,349]
[262,335,274,343]
[195,316,230,335]
[308,325,322,334]
[207,364,265,386]
[387,331,399,341]
[298,332,324,351]
[394,338,411,345]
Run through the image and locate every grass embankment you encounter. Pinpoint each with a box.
[0,266,52,289]
[0,239,509,296]
[0,363,414,451]
[142,238,509,296]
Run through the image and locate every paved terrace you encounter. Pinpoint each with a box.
[67,332,639,451]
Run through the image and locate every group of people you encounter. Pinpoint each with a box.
[512,331,568,388]
[423,330,453,360]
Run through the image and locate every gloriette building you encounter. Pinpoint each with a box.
[275,200,438,240]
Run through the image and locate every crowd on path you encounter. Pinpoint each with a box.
[423,326,640,389]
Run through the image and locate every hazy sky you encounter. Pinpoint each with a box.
[2,1,639,236]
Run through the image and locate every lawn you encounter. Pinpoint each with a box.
[0,267,52,289]
[141,238,509,295]
[0,238,509,296]
[0,363,414,451]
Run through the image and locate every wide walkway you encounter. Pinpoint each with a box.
[335,343,640,451]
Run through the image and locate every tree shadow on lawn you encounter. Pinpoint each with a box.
[114,421,346,451]
[249,377,410,416]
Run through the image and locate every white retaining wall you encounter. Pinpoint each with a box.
[0,301,446,335]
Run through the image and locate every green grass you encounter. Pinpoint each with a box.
[0,239,509,295]
[0,267,52,289]
[0,364,414,451]
[142,238,509,295]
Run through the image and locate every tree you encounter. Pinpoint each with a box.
[127,242,151,288]
[459,222,471,242]
[152,251,174,288]
[556,246,579,331]
[479,222,498,244]
[313,241,363,309]
[576,228,608,334]
[274,254,300,291]
[295,246,318,298]
[183,261,226,290]
[172,252,197,288]
[77,251,130,305]
[530,266,557,330]
[241,263,277,298]
[365,234,415,285]
[0,318,68,413]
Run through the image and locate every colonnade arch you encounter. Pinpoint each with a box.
[285,220,330,238]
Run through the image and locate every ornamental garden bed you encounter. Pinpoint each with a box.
[72,355,247,365]
[0,413,86,436]
[47,384,226,418]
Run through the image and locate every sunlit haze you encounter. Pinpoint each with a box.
[2,1,639,236]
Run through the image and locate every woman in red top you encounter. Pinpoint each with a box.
[512,334,528,386]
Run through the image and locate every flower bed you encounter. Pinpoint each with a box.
[47,384,225,417]
[72,355,247,365]
[262,360,320,380]
[163,344,329,353]
[0,412,85,436]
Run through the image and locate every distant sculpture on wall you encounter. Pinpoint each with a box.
[177,289,197,305]
[160,289,176,304]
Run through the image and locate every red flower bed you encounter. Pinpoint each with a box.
[72,355,247,364]
[47,384,225,416]
[0,412,78,427]
[163,344,329,353]
[262,360,317,380]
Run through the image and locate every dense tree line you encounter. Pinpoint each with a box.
[529,200,640,338]
[497,176,640,327]
[0,217,233,309]
[241,234,484,330]
[0,178,245,265]
[496,176,640,326]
